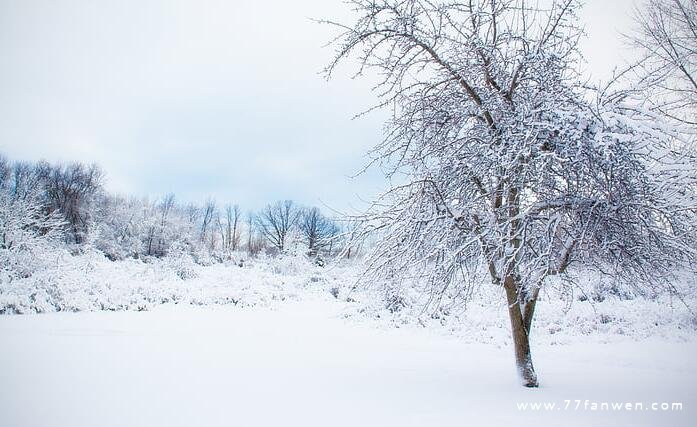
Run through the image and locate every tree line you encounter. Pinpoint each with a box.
[0,154,345,264]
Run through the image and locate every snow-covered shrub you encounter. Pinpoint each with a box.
[383,286,408,313]
[0,165,67,285]
[265,253,314,276]
[91,196,147,260]
[165,242,199,280]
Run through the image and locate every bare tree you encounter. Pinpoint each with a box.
[0,156,9,190]
[144,200,158,257]
[629,0,697,124]
[200,199,216,246]
[0,161,65,253]
[246,211,255,254]
[326,0,696,387]
[299,207,340,256]
[224,204,241,251]
[9,161,45,202]
[184,203,200,225]
[244,211,266,256]
[143,193,178,257]
[42,162,103,244]
[158,193,176,254]
[256,200,299,252]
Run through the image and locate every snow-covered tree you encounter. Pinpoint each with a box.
[42,162,104,244]
[0,156,66,279]
[325,0,697,386]
[629,0,696,125]
[92,195,147,260]
[299,207,340,256]
[223,204,242,252]
[256,200,300,253]
[200,199,217,247]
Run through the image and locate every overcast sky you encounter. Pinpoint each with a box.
[0,0,637,212]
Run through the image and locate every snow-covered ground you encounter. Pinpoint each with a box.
[0,298,695,427]
[1,254,696,426]
[2,251,695,346]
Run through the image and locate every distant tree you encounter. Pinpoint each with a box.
[143,193,178,257]
[42,162,103,244]
[299,207,340,256]
[256,200,299,252]
[0,157,66,277]
[157,193,177,254]
[185,203,200,226]
[224,204,241,251]
[200,199,216,247]
[94,195,146,260]
[9,161,44,201]
[0,157,9,190]
[246,212,255,254]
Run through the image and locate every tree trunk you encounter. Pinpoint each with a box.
[504,275,539,387]
[522,286,540,335]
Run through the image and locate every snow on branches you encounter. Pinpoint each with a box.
[325,0,697,386]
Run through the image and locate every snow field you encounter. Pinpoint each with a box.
[0,300,695,427]
[1,253,696,426]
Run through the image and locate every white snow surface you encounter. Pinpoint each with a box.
[0,299,695,427]
[1,253,696,426]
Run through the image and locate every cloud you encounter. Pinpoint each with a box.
[0,0,636,212]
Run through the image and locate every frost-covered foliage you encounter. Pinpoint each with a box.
[1,246,694,350]
[628,0,696,125]
[41,161,103,244]
[298,207,342,256]
[0,153,350,318]
[325,0,697,386]
[341,268,697,345]
[0,251,349,314]
[0,154,343,268]
[0,156,67,285]
[90,194,200,261]
[254,200,344,258]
